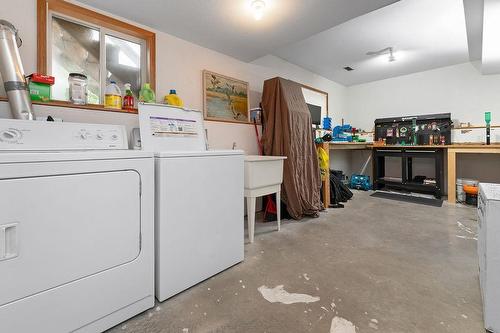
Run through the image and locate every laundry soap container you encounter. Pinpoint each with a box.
[104,81,122,109]
[164,89,184,107]
[139,83,156,103]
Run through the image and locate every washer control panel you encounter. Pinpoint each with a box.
[0,119,128,150]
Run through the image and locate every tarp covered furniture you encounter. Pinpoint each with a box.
[261,77,322,219]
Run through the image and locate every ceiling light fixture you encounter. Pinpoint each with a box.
[366,47,396,62]
[251,0,266,20]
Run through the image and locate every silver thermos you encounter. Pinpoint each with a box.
[0,20,34,120]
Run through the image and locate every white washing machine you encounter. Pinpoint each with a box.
[138,103,244,302]
[0,119,155,333]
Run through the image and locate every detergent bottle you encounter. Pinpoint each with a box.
[164,89,184,107]
[139,83,156,103]
[104,81,122,109]
[122,83,135,110]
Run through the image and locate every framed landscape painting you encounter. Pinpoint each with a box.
[203,70,250,123]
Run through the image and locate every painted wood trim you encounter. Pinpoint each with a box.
[36,0,156,90]
[37,0,48,75]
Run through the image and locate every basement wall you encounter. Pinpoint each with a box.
[0,0,346,154]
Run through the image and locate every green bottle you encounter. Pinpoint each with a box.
[139,83,156,103]
[485,112,491,145]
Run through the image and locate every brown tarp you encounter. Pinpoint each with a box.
[261,77,322,219]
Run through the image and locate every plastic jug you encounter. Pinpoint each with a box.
[139,83,156,103]
[104,81,122,109]
[164,89,184,107]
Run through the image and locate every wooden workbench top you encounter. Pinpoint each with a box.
[445,144,500,148]
[375,144,500,149]
[329,143,500,149]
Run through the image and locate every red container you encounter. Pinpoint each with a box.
[123,94,135,110]
[28,73,55,85]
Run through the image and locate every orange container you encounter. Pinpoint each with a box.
[463,185,478,195]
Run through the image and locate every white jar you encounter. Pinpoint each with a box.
[68,73,87,105]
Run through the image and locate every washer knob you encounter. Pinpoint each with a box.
[0,129,22,143]
[79,130,89,140]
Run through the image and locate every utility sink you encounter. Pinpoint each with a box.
[244,155,287,243]
[244,155,287,190]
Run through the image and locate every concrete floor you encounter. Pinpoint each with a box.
[108,191,483,333]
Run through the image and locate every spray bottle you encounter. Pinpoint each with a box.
[485,112,491,145]
[123,83,135,111]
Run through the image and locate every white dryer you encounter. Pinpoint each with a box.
[0,119,155,333]
[138,103,244,302]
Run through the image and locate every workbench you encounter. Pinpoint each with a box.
[446,144,500,203]
[317,142,500,206]
[373,146,445,199]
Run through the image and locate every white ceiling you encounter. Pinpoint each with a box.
[77,0,398,62]
[463,0,483,61]
[274,0,470,85]
[78,0,471,86]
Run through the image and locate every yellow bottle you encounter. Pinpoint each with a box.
[105,81,122,109]
[164,89,183,107]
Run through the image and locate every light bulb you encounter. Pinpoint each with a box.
[252,0,266,20]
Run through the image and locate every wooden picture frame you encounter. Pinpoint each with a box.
[203,70,250,124]
[301,83,329,117]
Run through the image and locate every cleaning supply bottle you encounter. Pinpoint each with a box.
[139,83,155,103]
[164,89,184,107]
[104,81,122,109]
[485,112,492,145]
[123,83,135,110]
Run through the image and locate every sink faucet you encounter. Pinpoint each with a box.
[232,142,237,150]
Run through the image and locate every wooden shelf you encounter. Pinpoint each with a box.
[0,96,138,114]
[453,125,500,129]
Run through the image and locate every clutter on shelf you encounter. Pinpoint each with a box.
[104,81,122,109]
[122,83,135,111]
[27,73,55,102]
[164,89,184,107]
[374,113,452,146]
[68,73,87,105]
[139,83,156,103]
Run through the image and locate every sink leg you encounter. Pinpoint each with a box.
[276,191,281,231]
[247,196,256,243]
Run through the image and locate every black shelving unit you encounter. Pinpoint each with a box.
[372,113,451,199]
[373,146,445,199]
